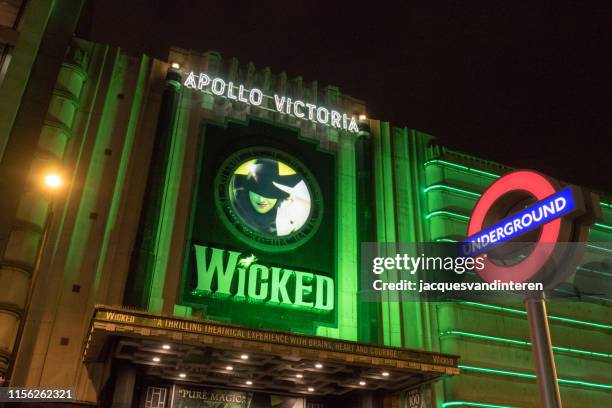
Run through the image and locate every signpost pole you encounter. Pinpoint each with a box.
[525,293,563,408]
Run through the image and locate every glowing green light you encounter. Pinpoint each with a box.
[423,159,502,179]
[192,245,334,312]
[422,163,612,238]
[424,199,612,243]
[460,302,612,330]
[423,184,482,198]
[547,312,612,329]
[576,265,612,278]
[459,365,612,390]
[442,401,517,408]
[426,210,470,221]
[586,243,612,254]
[440,330,611,359]
[435,238,460,243]
[593,222,612,232]
[435,238,611,265]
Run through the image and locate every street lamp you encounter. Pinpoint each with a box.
[43,172,63,190]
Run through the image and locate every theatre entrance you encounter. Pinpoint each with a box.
[84,307,459,407]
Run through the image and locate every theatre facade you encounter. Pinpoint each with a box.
[0,20,611,408]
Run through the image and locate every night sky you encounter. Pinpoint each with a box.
[77,1,611,191]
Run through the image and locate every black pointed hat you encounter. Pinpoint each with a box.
[237,159,301,199]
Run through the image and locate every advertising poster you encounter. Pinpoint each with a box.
[172,386,304,408]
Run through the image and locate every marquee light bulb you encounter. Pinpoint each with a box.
[240,354,249,360]
[152,357,160,362]
[315,363,323,369]
[359,380,366,386]
[308,387,314,392]
[296,374,303,378]
[246,380,253,385]
[382,371,389,377]
[162,344,171,350]
[225,365,233,371]
[179,373,186,378]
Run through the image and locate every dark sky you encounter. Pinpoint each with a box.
[77,1,611,192]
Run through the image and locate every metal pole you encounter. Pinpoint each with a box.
[525,294,562,408]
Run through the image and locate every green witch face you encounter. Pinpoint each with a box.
[248,191,278,214]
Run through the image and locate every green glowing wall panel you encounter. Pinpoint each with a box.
[316,130,359,342]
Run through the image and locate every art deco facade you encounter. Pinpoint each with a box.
[0,1,610,407]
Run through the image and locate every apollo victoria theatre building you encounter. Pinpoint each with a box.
[3,41,463,408]
[1,32,611,408]
[92,48,456,406]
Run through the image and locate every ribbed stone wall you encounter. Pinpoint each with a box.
[0,40,87,380]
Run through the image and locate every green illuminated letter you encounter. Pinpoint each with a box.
[247,264,269,302]
[294,271,314,308]
[194,245,240,296]
[269,267,293,305]
[235,267,246,299]
[314,276,334,311]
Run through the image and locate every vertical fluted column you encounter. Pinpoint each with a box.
[123,65,182,308]
[0,40,87,383]
[355,118,379,344]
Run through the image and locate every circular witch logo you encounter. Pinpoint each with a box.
[215,148,323,251]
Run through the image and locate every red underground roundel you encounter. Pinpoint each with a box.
[464,170,587,286]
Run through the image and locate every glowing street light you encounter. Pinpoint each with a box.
[44,173,62,189]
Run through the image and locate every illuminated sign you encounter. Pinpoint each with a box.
[173,386,248,407]
[180,121,337,331]
[184,71,360,133]
[191,245,334,312]
[464,170,589,285]
[216,148,323,251]
[94,307,459,371]
[463,187,576,256]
